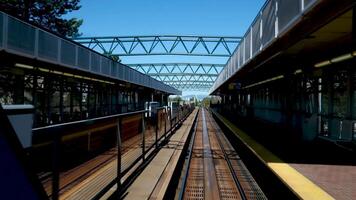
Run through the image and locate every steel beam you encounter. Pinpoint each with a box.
[75,35,241,57]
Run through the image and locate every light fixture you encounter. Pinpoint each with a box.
[330,53,353,63]
[39,67,49,72]
[244,75,284,89]
[52,70,62,75]
[314,51,356,68]
[294,69,302,74]
[314,60,331,68]
[15,63,33,69]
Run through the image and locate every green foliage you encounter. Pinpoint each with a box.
[0,0,83,37]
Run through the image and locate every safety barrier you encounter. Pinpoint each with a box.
[210,0,319,93]
[0,11,180,95]
[30,105,194,200]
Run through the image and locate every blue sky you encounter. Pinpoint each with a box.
[67,0,265,96]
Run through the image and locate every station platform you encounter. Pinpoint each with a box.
[212,110,356,200]
[123,108,266,200]
[122,108,198,199]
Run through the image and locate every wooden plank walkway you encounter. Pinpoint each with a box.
[122,108,198,200]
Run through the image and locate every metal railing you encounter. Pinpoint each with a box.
[210,0,319,94]
[0,11,180,95]
[30,105,194,200]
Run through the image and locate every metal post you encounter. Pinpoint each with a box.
[142,113,145,161]
[59,77,64,122]
[170,108,172,134]
[79,82,83,120]
[51,132,60,200]
[116,119,122,197]
[353,6,356,45]
[32,72,38,126]
[46,76,52,125]
[155,112,158,149]
[164,109,167,140]
[69,81,74,119]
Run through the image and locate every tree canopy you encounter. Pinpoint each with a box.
[0,0,83,37]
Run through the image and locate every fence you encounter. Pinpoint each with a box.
[31,105,194,200]
[210,0,319,94]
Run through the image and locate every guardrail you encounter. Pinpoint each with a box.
[0,11,180,95]
[210,0,319,94]
[30,105,194,200]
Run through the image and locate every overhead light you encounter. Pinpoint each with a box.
[331,53,353,63]
[52,70,62,75]
[63,72,74,77]
[294,69,302,74]
[244,75,284,89]
[74,75,83,79]
[15,63,33,69]
[39,68,49,72]
[315,51,355,68]
[314,60,331,68]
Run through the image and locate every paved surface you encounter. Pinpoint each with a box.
[213,110,336,200]
[291,163,356,200]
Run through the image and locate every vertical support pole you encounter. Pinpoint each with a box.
[155,110,158,149]
[164,108,167,139]
[141,113,145,161]
[13,73,24,104]
[353,6,356,45]
[69,82,74,119]
[59,77,64,122]
[116,118,122,197]
[51,132,60,200]
[94,85,97,117]
[328,70,333,138]
[32,72,38,127]
[79,82,83,120]
[109,87,113,115]
[46,76,52,125]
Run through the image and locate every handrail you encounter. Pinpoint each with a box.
[32,109,149,135]
[29,104,195,200]
[210,0,320,94]
[0,11,180,95]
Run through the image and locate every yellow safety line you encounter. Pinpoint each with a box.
[213,111,334,200]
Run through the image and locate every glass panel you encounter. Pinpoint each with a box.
[277,0,301,33]
[261,0,276,46]
[60,40,76,66]
[77,47,90,70]
[30,132,54,198]
[120,113,143,173]
[157,108,166,140]
[7,16,35,55]
[144,111,156,152]
[38,30,58,61]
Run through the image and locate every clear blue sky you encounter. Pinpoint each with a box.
[67,0,265,96]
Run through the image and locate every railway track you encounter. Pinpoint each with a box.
[180,108,266,200]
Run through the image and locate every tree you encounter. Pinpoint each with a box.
[0,0,83,37]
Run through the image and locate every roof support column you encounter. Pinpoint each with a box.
[353,6,356,44]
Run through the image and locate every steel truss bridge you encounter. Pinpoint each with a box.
[75,35,241,91]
